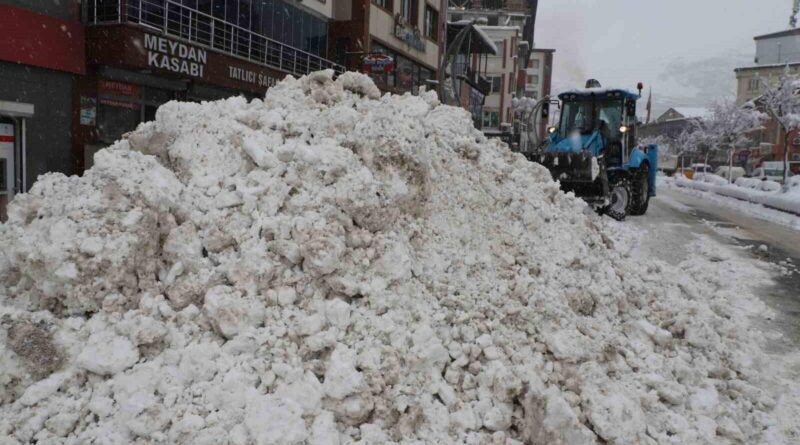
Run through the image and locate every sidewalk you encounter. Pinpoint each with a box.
[671,175,800,216]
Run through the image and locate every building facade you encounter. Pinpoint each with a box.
[479,26,519,135]
[446,0,551,144]
[0,0,349,220]
[331,0,442,95]
[0,2,85,220]
[735,27,800,167]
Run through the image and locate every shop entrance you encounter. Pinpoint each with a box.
[0,101,34,222]
[0,119,14,222]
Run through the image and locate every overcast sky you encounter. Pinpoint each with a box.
[536,0,790,114]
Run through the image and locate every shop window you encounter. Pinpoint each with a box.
[396,55,415,92]
[372,0,393,10]
[482,110,499,129]
[424,5,438,41]
[98,103,140,144]
[419,67,432,91]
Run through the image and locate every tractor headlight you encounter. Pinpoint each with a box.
[619,125,629,134]
[548,126,557,134]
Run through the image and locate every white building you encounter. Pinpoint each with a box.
[735,28,800,106]
[478,26,520,133]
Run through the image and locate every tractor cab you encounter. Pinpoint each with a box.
[550,88,640,166]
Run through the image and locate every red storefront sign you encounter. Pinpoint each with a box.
[98,80,141,97]
[362,53,394,74]
[87,26,287,95]
[0,5,85,75]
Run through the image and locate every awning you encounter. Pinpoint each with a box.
[447,21,498,56]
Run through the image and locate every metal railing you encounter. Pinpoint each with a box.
[86,0,345,76]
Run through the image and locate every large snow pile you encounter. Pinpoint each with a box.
[0,71,795,444]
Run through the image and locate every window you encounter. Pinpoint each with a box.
[482,110,500,129]
[492,41,504,58]
[401,0,418,25]
[527,74,539,85]
[748,78,760,92]
[487,75,501,94]
[424,5,438,41]
[525,91,538,99]
[530,59,540,69]
[372,0,392,10]
[508,73,514,93]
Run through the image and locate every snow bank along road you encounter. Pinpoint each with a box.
[1,71,800,444]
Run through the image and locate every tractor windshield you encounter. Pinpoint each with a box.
[559,98,623,141]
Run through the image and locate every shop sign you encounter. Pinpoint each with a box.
[80,96,97,126]
[228,66,279,88]
[99,98,141,110]
[394,14,426,52]
[144,34,207,78]
[362,53,394,74]
[99,80,139,97]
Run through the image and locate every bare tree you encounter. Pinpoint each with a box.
[692,100,765,182]
[758,67,800,183]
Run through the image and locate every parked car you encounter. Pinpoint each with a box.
[714,166,746,182]
[751,162,794,184]
[680,163,713,180]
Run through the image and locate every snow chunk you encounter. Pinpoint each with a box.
[77,332,139,376]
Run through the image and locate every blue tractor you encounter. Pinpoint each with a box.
[532,80,657,220]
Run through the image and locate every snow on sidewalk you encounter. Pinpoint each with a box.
[672,174,800,216]
[1,71,798,444]
[664,176,800,231]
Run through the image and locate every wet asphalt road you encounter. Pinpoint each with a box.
[631,186,800,351]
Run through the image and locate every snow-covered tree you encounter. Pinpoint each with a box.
[758,67,800,182]
[692,100,765,182]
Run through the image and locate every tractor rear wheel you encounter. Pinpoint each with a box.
[603,177,632,221]
[630,163,650,216]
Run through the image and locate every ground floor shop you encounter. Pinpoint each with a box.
[0,63,75,223]
[366,40,436,95]
[75,25,290,170]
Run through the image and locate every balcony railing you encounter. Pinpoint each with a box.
[86,0,345,77]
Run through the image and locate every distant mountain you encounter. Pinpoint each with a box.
[649,51,752,117]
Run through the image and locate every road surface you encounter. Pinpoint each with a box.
[632,186,800,350]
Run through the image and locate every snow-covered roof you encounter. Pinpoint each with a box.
[447,21,498,55]
[735,61,800,71]
[472,26,499,55]
[558,87,640,100]
[670,107,711,119]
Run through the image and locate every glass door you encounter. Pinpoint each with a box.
[0,120,14,222]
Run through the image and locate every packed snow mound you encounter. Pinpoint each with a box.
[0,71,794,444]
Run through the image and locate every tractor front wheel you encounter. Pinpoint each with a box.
[630,163,651,216]
[603,177,632,221]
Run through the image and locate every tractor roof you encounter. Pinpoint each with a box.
[558,88,640,101]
